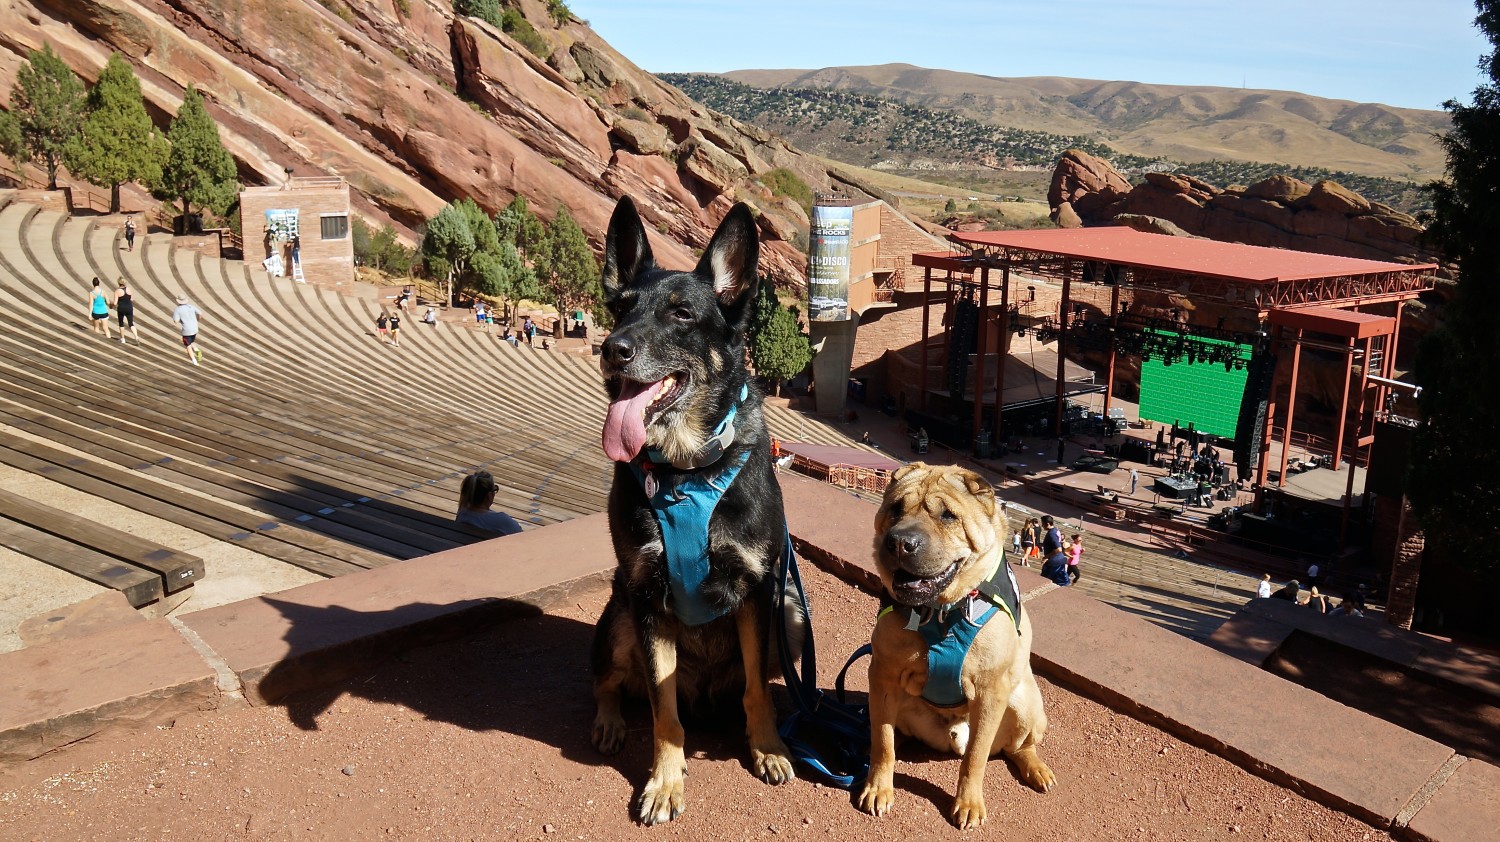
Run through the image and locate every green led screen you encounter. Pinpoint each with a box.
[1138,332,1251,438]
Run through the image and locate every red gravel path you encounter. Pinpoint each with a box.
[0,566,1385,841]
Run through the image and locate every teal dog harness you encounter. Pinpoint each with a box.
[630,385,750,627]
[879,564,1023,708]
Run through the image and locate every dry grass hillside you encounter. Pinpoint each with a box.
[724,64,1449,181]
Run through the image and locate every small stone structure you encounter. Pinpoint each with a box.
[239,177,354,286]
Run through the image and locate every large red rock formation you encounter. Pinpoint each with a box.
[1046,150,1441,269]
[0,0,860,281]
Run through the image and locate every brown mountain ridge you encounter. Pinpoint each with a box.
[722,64,1449,181]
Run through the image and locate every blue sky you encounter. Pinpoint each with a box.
[571,0,1489,111]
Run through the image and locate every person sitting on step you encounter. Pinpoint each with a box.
[456,471,523,536]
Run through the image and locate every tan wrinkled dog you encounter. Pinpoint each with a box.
[859,463,1055,829]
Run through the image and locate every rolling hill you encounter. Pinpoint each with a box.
[720,64,1450,182]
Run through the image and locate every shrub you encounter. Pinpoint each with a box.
[501,9,551,58]
[760,167,813,214]
[545,0,571,25]
[454,0,501,27]
[394,0,411,17]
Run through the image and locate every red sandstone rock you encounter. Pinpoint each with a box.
[0,0,873,284]
[1113,213,1198,237]
[1049,149,1132,221]
[1054,201,1083,228]
[1299,180,1372,215]
[1244,175,1314,205]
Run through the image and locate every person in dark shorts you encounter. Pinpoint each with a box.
[124,216,136,252]
[114,279,138,344]
[376,311,389,343]
[173,296,203,365]
[87,277,112,340]
[388,309,401,348]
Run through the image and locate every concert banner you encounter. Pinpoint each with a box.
[807,204,853,322]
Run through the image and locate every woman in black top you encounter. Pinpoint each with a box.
[114,280,138,344]
[388,311,401,347]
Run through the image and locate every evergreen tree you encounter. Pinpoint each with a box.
[534,206,599,338]
[421,200,476,307]
[158,85,238,223]
[67,53,165,213]
[0,112,23,181]
[1411,0,1500,582]
[498,195,545,262]
[749,279,813,394]
[7,44,86,190]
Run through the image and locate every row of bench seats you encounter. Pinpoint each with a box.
[0,198,870,612]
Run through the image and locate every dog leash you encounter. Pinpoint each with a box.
[774,527,872,788]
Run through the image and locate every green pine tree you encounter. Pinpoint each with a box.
[497,195,545,262]
[1410,0,1500,583]
[7,44,86,190]
[67,53,166,213]
[534,206,600,338]
[0,112,23,181]
[158,85,238,224]
[421,200,476,307]
[749,279,813,394]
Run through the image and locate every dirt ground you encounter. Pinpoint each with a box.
[0,565,1385,841]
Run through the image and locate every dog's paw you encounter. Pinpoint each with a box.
[636,770,685,826]
[1021,759,1057,793]
[950,794,988,830]
[1013,747,1056,793]
[591,712,627,756]
[856,782,895,817]
[751,746,795,785]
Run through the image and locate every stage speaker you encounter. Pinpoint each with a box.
[1367,420,1415,498]
[1233,350,1277,481]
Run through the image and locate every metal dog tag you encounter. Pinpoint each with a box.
[643,472,659,498]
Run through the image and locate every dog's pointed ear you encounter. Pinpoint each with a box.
[601,196,655,301]
[696,203,759,320]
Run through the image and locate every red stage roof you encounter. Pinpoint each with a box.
[779,442,903,472]
[945,227,1436,284]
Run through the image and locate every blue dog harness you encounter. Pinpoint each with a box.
[877,564,1023,707]
[629,385,749,626]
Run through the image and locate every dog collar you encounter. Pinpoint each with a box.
[646,383,749,471]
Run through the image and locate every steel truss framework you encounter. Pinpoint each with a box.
[954,244,1435,315]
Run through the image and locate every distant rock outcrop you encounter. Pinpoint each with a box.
[0,0,870,282]
[1047,150,1440,269]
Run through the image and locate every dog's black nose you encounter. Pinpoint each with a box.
[602,334,635,366]
[885,530,923,558]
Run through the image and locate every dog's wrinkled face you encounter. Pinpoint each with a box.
[874,463,1004,608]
[598,197,759,466]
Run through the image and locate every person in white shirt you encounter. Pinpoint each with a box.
[1257,574,1272,599]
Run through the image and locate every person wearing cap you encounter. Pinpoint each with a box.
[172,296,203,365]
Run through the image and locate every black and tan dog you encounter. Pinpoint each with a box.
[590,196,802,825]
[859,463,1055,829]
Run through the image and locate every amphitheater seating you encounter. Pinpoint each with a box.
[0,198,872,608]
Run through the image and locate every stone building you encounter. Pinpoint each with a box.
[239,178,354,286]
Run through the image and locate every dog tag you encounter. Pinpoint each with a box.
[904,610,921,631]
[643,472,659,499]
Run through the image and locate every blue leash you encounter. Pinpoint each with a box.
[774,528,872,788]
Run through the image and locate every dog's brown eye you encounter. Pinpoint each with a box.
[940,508,957,523]
[886,501,903,518]
[671,307,693,323]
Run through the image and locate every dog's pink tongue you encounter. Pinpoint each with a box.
[602,378,662,462]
